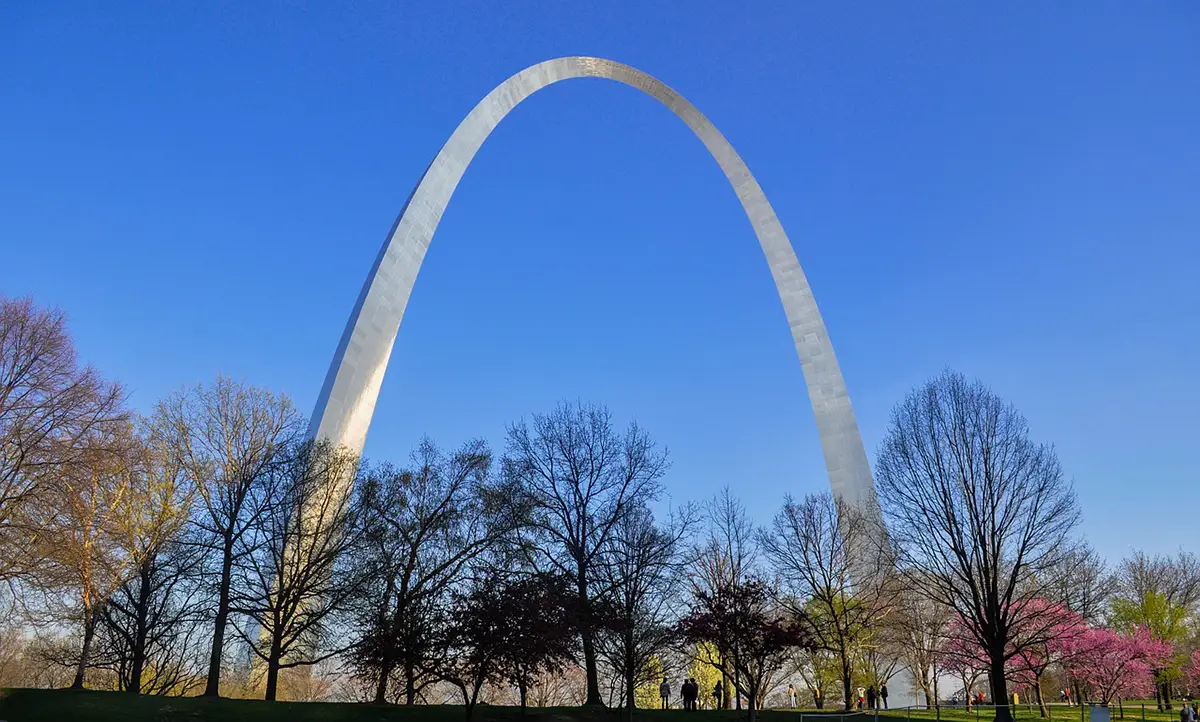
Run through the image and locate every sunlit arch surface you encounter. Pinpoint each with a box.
[309,56,880,520]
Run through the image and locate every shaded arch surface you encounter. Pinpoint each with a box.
[309,56,879,518]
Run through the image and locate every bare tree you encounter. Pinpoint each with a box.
[694,487,758,708]
[762,492,894,710]
[0,296,125,586]
[95,425,202,694]
[515,663,587,707]
[1118,551,1200,614]
[37,424,142,688]
[1050,543,1117,625]
[696,488,758,596]
[594,503,696,717]
[875,370,1081,722]
[347,438,519,705]
[231,440,363,701]
[886,571,950,708]
[153,376,302,696]
[503,401,668,706]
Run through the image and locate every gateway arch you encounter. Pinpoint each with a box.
[309,56,881,521]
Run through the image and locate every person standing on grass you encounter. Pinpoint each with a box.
[788,684,797,708]
[713,681,723,709]
[868,685,877,710]
[1180,703,1193,722]
[813,686,824,709]
[660,678,671,709]
[858,687,866,710]
[881,683,888,709]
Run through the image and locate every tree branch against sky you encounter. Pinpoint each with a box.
[230,440,364,701]
[694,487,758,709]
[153,376,302,697]
[875,370,1081,722]
[503,401,668,706]
[346,438,520,705]
[594,502,696,716]
[0,296,126,587]
[761,491,895,711]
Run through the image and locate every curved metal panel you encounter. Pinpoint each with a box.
[309,56,880,520]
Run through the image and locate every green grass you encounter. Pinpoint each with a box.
[859,703,1177,722]
[0,689,1185,722]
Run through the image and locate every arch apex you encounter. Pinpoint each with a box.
[309,56,880,528]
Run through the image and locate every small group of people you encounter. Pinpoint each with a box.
[658,677,707,710]
[854,684,890,710]
[1180,701,1200,722]
[783,683,832,709]
[1059,688,1073,705]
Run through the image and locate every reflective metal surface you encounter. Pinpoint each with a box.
[309,56,880,522]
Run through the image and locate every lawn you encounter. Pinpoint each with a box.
[0,689,1184,722]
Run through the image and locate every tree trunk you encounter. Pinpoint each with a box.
[1036,674,1048,718]
[917,663,934,709]
[464,679,485,722]
[734,660,742,710]
[405,662,420,705]
[463,683,476,722]
[747,680,759,722]
[843,658,854,712]
[623,628,636,716]
[373,660,392,704]
[71,605,98,689]
[933,666,940,710]
[722,668,733,709]
[577,572,602,706]
[204,540,235,696]
[265,660,279,701]
[128,563,152,694]
[264,632,283,701]
[990,653,1012,722]
[518,677,528,715]
[581,626,602,705]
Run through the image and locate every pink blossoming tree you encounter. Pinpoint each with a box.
[1066,626,1172,709]
[938,618,991,710]
[1007,601,1088,717]
[1184,650,1200,695]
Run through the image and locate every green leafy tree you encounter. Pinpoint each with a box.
[1111,591,1187,707]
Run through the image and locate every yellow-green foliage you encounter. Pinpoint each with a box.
[635,655,665,709]
[688,643,723,709]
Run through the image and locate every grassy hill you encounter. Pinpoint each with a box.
[0,689,1174,722]
[0,689,793,722]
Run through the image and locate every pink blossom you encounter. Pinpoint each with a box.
[1064,626,1171,703]
[935,601,1088,688]
[1185,650,1200,691]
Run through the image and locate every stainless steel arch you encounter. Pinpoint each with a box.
[309,56,879,518]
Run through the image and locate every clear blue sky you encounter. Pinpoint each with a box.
[2,3,1197,563]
